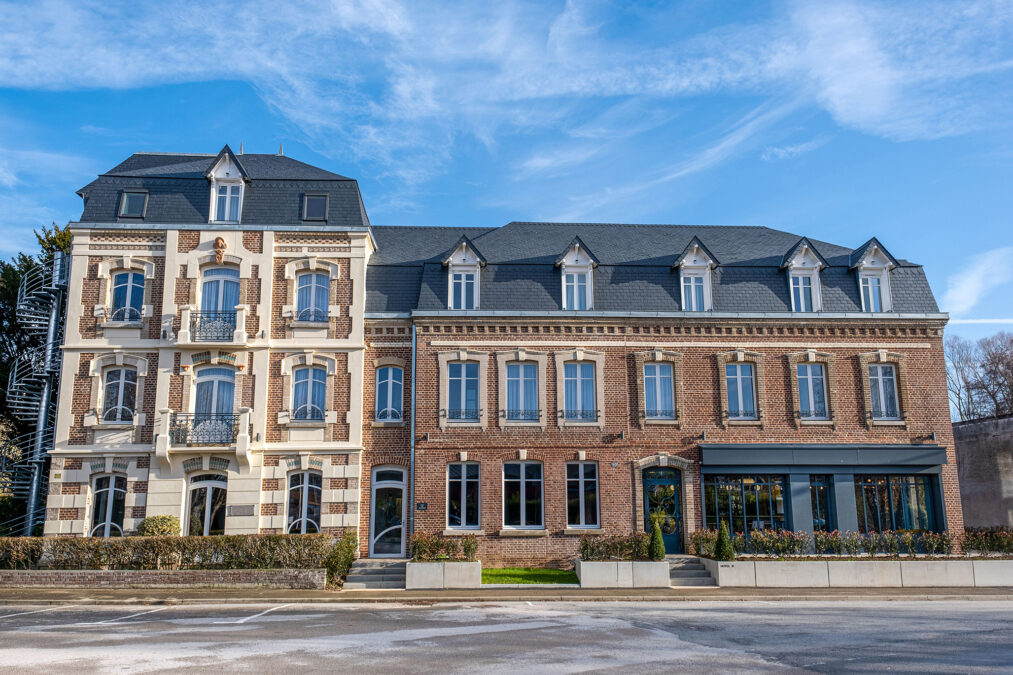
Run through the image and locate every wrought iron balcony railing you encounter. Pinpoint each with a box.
[169,413,239,446]
[447,408,480,422]
[506,409,540,421]
[107,305,142,323]
[190,311,237,342]
[799,408,829,420]
[728,409,758,419]
[644,409,676,419]
[292,405,325,421]
[376,407,403,422]
[295,307,328,322]
[563,409,598,421]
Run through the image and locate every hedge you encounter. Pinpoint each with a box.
[0,532,359,585]
[690,529,962,557]
[578,533,650,561]
[410,532,478,561]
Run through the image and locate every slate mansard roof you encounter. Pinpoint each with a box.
[75,149,371,229]
[365,222,940,315]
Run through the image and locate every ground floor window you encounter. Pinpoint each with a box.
[447,462,480,528]
[90,475,126,537]
[855,474,936,532]
[503,462,542,528]
[187,473,227,536]
[810,475,834,532]
[703,474,788,533]
[566,462,599,527]
[287,470,322,534]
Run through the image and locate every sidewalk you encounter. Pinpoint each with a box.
[1,586,1011,605]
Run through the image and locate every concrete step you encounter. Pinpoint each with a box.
[344,560,408,589]
[343,581,405,590]
[345,574,406,582]
[670,577,717,587]
[669,563,706,571]
[669,569,712,579]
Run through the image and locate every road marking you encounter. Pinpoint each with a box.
[0,605,78,620]
[213,604,293,625]
[76,607,168,625]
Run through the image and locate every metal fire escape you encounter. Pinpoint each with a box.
[1,252,67,535]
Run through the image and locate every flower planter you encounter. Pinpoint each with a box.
[575,560,670,588]
[700,558,1011,587]
[405,561,481,589]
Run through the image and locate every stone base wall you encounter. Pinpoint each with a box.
[0,568,326,589]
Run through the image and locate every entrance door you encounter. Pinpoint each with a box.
[643,467,683,554]
[370,467,406,558]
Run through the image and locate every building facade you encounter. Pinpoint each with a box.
[954,415,1013,528]
[45,147,963,565]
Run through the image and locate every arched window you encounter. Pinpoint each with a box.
[194,367,235,417]
[293,366,326,421]
[376,366,403,421]
[110,272,144,322]
[296,272,329,322]
[287,470,323,534]
[103,367,137,422]
[90,474,126,537]
[187,473,228,536]
[200,267,240,313]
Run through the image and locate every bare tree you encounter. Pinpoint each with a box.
[946,335,984,420]
[945,331,1013,421]
[976,332,1013,417]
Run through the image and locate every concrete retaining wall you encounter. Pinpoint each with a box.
[0,568,327,589]
[700,558,1013,588]
[406,562,481,589]
[575,560,670,588]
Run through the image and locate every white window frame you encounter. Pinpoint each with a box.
[212,182,243,223]
[447,361,480,422]
[110,270,145,322]
[191,366,236,416]
[797,363,828,420]
[295,271,330,322]
[644,362,675,420]
[725,363,757,420]
[376,366,404,421]
[292,365,327,421]
[790,272,821,312]
[502,461,544,529]
[449,268,478,310]
[566,461,599,528]
[446,462,481,529]
[287,470,323,534]
[505,362,538,421]
[186,473,228,536]
[562,269,592,310]
[860,272,891,312]
[89,474,127,537]
[563,361,597,421]
[102,366,137,423]
[681,272,706,311]
[868,364,901,420]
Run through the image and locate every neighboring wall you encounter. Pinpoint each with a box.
[954,415,1013,528]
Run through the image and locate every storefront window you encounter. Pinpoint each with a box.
[855,474,935,532]
[810,475,834,532]
[703,474,787,533]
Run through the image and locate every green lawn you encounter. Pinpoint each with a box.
[481,567,579,585]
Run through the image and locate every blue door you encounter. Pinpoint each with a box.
[644,467,683,554]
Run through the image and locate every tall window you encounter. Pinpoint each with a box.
[448,362,479,421]
[503,462,542,528]
[725,364,756,419]
[855,475,935,532]
[567,462,599,527]
[797,364,828,419]
[506,363,538,421]
[703,474,787,532]
[868,364,900,419]
[644,363,674,419]
[293,366,326,421]
[200,267,240,313]
[810,475,834,532]
[287,470,322,534]
[791,275,814,312]
[194,367,235,417]
[90,475,126,537]
[451,271,475,310]
[564,272,589,310]
[563,362,596,421]
[861,275,883,312]
[376,366,403,421]
[682,274,705,311]
[110,271,144,321]
[296,272,329,322]
[447,463,480,528]
[215,183,242,222]
[187,473,227,536]
[103,367,136,423]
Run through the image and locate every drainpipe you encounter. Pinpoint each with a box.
[409,322,417,543]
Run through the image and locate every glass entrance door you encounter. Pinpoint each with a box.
[370,467,406,557]
[643,467,683,554]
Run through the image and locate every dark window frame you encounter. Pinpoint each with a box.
[118,190,149,219]
[302,193,329,221]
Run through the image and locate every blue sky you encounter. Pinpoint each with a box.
[0,1,1010,340]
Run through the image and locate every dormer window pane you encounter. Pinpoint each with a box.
[451,272,475,310]
[304,195,327,220]
[119,192,147,218]
[216,184,242,222]
[683,274,705,311]
[861,276,883,312]
[565,272,588,310]
[792,275,813,312]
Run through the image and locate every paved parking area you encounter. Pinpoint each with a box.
[0,600,1011,672]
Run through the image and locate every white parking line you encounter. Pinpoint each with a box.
[76,607,168,625]
[0,605,78,620]
[213,604,293,625]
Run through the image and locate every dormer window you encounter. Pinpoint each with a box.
[781,238,826,313]
[215,184,242,222]
[850,238,896,313]
[119,191,147,218]
[861,276,884,312]
[451,271,476,310]
[442,237,485,311]
[674,237,717,312]
[205,145,248,224]
[791,275,814,311]
[303,194,327,221]
[556,237,597,311]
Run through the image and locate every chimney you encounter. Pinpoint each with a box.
[278,143,284,156]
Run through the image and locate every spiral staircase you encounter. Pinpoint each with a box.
[1,253,67,536]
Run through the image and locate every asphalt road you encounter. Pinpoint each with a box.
[0,600,1010,673]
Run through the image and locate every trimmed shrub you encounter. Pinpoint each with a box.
[578,533,651,561]
[690,529,717,557]
[648,521,666,561]
[0,537,45,569]
[898,531,917,556]
[962,527,1013,554]
[715,522,735,561]
[135,515,181,537]
[410,533,465,561]
[460,534,478,562]
[325,531,358,586]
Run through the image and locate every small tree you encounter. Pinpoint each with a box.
[715,521,735,561]
[649,519,666,561]
[135,515,181,536]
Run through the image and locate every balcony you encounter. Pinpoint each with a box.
[563,409,598,422]
[156,407,252,471]
[447,408,480,423]
[505,409,540,422]
[177,305,249,344]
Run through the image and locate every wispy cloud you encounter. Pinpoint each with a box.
[761,137,827,161]
[941,246,1013,316]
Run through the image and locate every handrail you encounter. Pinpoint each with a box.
[169,413,240,446]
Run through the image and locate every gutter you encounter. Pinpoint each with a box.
[406,310,949,321]
[409,323,417,548]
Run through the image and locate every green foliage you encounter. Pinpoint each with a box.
[578,533,651,561]
[715,521,735,561]
[648,520,666,561]
[690,529,717,557]
[460,534,478,562]
[135,515,181,537]
[324,530,358,586]
[962,527,1012,554]
[898,531,917,556]
[411,532,467,561]
[0,536,45,569]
